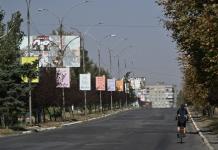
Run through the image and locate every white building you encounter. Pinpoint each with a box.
[145,83,176,108]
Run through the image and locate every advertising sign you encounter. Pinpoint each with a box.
[20,35,80,67]
[96,76,106,91]
[125,82,130,93]
[21,56,39,83]
[80,73,91,91]
[56,68,70,88]
[116,80,124,92]
[140,95,145,102]
[107,79,115,91]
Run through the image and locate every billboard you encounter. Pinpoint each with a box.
[80,73,91,91]
[116,80,124,92]
[107,79,115,91]
[20,35,80,67]
[96,76,106,91]
[56,68,70,88]
[21,56,39,83]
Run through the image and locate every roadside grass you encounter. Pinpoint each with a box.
[0,108,126,137]
[208,118,218,134]
[0,128,14,136]
[0,125,28,136]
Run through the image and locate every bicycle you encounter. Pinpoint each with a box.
[177,126,185,144]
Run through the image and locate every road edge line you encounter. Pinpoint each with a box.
[188,108,214,150]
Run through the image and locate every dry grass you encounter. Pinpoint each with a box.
[208,118,218,134]
[0,128,14,135]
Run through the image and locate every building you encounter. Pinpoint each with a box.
[145,83,176,108]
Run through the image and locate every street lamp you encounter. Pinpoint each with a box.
[25,0,33,126]
[38,0,89,50]
[70,22,102,117]
[115,45,133,79]
[70,27,89,118]
[38,1,88,120]
[115,45,133,108]
[107,36,127,77]
[86,33,117,112]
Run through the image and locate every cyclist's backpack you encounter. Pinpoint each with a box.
[178,108,187,123]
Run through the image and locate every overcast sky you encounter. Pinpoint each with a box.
[1,0,182,89]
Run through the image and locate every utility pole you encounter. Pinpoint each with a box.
[26,0,32,126]
[59,19,66,120]
[37,1,88,121]
[98,49,102,113]
[108,49,113,110]
[81,31,87,118]
[124,59,128,108]
[109,49,112,74]
[118,56,120,79]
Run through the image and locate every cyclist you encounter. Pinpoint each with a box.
[176,104,188,137]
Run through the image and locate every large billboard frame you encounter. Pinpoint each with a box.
[20,35,80,67]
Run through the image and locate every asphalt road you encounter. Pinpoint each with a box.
[0,108,208,150]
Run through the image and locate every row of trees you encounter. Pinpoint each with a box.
[0,9,137,128]
[157,0,218,116]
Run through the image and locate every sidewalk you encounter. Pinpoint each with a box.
[189,108,218,150]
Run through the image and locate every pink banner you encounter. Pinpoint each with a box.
[96,76,106,91]
[56,68,70,88]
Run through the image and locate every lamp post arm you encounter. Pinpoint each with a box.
[63,36,80,52]
[44,36,79,66]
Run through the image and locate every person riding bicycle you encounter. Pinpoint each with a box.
[176,104,188,137]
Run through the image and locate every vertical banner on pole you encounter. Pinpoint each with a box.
[125,82,130,93]
[80,73,91,91]
[96,76,106,91]
[116,80,124,92]
[107,79,116,91]
[56,68,70,88]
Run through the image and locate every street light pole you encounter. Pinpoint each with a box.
[86,33,116,113]
[38,1,88,120]
[71,23,104,116]
[79,31,87,117]
[25,0,32,126]
[71,27,87,117]
[118,56,120,79]
[108,49,114,110]
[97,48,102,113]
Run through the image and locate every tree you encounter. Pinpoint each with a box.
[0,10,26,127]
[0,10,38,127]
[157,0,218,112]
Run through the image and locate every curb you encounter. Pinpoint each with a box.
[1,108,134,137]
[188,108,215,150]
[62,109,125,126]
[62,121,83,126]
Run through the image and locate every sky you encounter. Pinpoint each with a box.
[1,0,182,89]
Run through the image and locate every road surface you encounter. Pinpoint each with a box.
[0,108,208,150]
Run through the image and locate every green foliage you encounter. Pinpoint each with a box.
[0,10,38,127]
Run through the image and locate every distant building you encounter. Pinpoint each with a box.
[145,83,176,108]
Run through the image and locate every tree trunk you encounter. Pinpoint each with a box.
[43,107,46,123]
[1,115,5,128]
